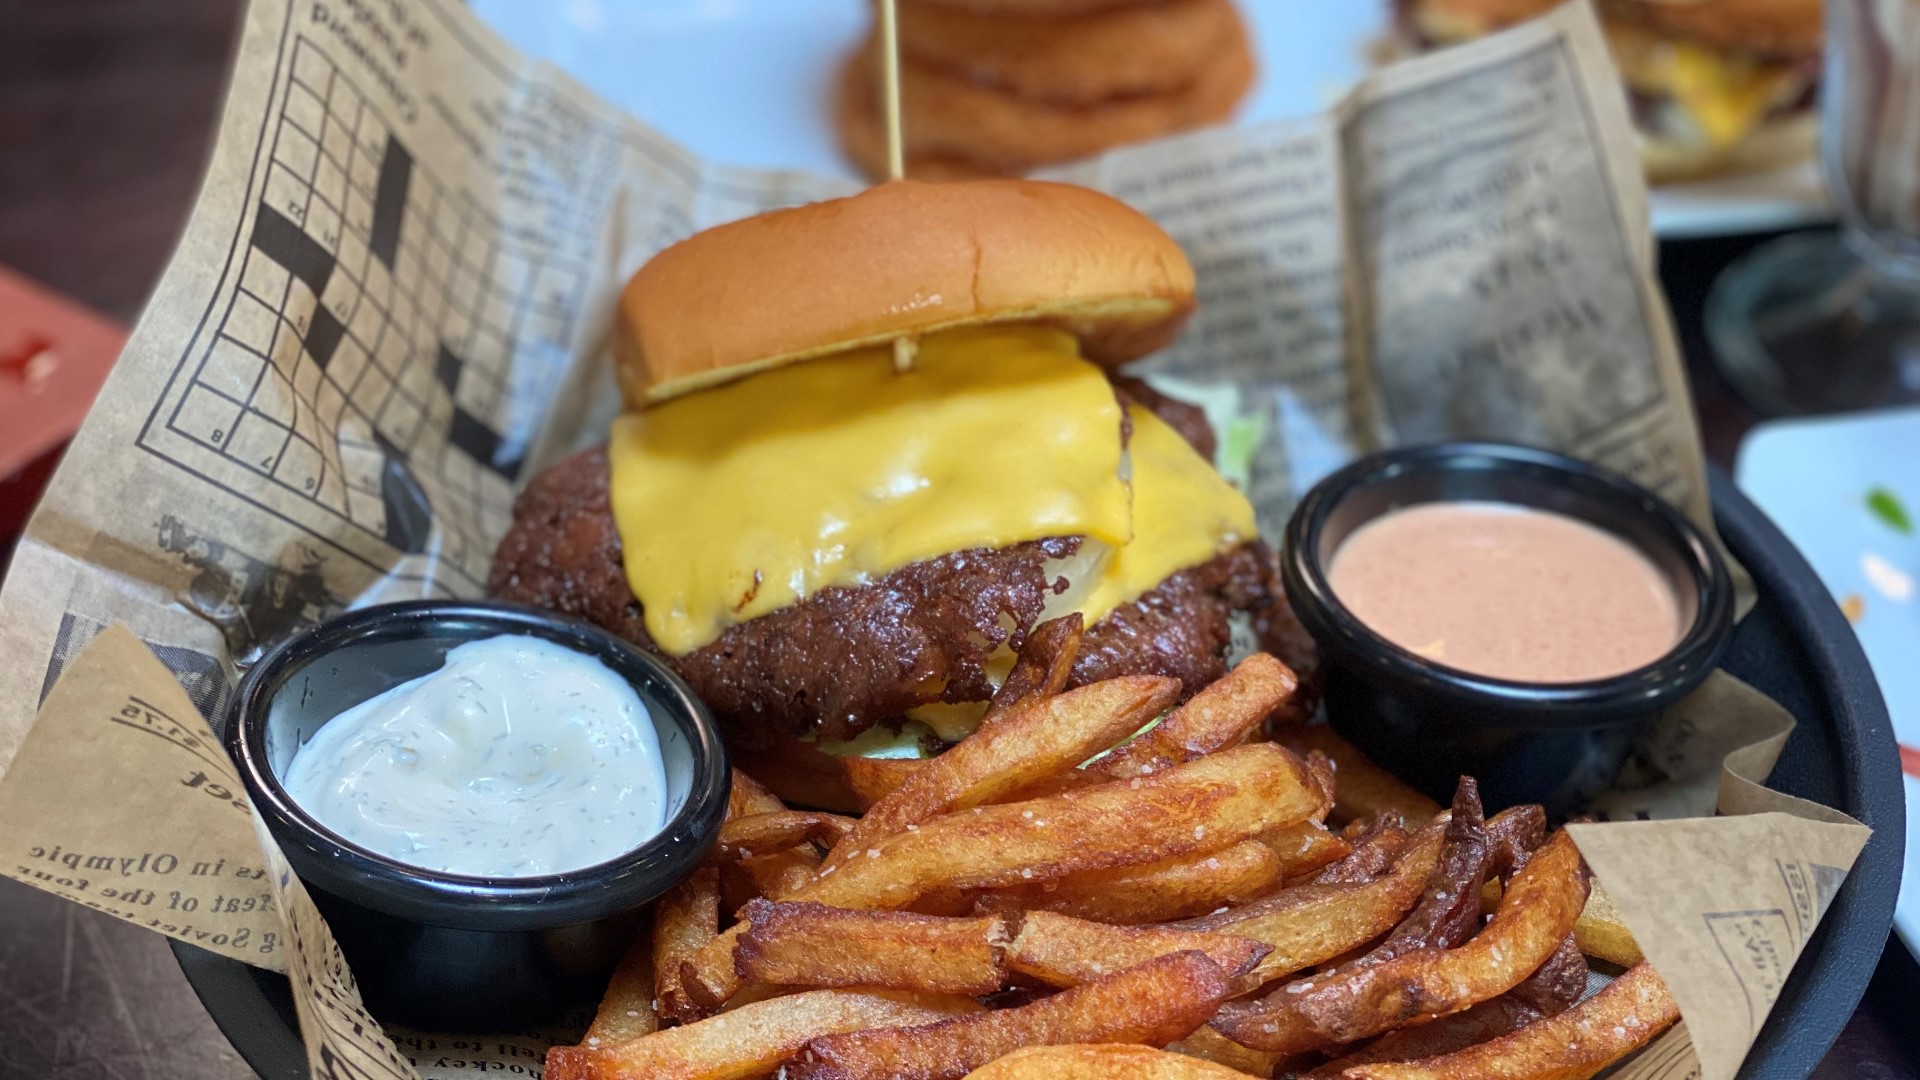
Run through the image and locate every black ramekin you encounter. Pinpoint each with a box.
[225,600,729,1031]
[1282,443,1734,814]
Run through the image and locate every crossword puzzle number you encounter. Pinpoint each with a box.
[211,429,224,444]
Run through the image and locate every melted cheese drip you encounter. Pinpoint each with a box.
[608,326,1133,656]
[1082,405,1257,617]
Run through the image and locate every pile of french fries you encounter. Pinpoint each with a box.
[546,615,1677,1080]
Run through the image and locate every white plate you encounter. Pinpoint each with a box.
[471,0,1829,239]
[1737,408,1920,960]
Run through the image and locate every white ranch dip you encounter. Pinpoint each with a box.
[282,634,668,877]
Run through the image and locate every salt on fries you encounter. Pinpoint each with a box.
[549,620,1680,1080]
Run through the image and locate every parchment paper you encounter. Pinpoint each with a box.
[0,3,1870,1079]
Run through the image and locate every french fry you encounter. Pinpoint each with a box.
[718,982,791,1012]
[1300,948,1580,1074]
[1004,911,1269,990]
[1301,751,1337,820]
[583,930,657,1048]
[1166,1026,1287,1078]
[962,1044,1265,1080]
[1314,814,1407,884]
[1573,880,1643,967]
[732,743,866,814]
[1279,726,1442,825]
[820,675,1182,874]
[1094,653,1299,779]
[1506,935,1587,1016]
[1302,829,1590,1040]
[545,989,981,1080]
[733,900,1008,996]
[843,757,921,809]
[654,867,721,1023]
[1362,780,1492,960]
[1200,777,1484,1005]
[704,811,858,864]
[1299,997,1546,1078]
[1262,820,1351,883]
[990,612,1087,718]
[1335,962,1679,1080]
[1485,805,1547,878]
[1212,830,1590,1052]
[1469,804,1550,918]
[978,841,1282,925]
[725,771,823,901]
[727,767,783,819]
[838,615,1085,811]
[785,951,1233,1080]
[686,743,1322,1008]
[808,743,1319,908]
[1175,817,1445,986]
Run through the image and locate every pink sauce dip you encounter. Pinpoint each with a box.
[1327,501,1682,683]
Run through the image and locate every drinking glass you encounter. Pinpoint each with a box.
[1708,0,1920,415]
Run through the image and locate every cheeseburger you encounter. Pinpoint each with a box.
[489,180,1297,805]
[1396,0,1821,182]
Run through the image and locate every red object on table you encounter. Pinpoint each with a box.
[0,265,127,551]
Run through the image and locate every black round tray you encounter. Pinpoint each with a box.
[171,472,1905,1080]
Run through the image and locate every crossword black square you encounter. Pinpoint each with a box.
[147,34,602,590]
[435,344,462,392]
[370,133,411,270]
[251,204,333,297]
[305,305,345,369]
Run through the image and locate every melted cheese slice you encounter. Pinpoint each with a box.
[608,326,1133,655]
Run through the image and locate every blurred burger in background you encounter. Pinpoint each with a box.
[1394,0,1822,182]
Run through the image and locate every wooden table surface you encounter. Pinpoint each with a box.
[0,2,1914,1078]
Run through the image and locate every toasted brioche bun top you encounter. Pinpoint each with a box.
[617,179,1197,405]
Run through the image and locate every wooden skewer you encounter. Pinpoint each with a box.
[878,0,918,372]
[878,0,905,183]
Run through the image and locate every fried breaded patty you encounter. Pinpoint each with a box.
[488,446,1276,743]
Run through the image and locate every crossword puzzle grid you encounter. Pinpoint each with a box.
[152,37,587,586]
